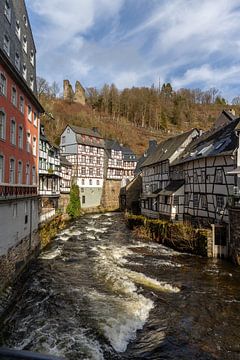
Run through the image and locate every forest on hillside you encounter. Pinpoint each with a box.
[37,77,240,154]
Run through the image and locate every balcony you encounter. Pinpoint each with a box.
[39,189,60,197]
[0,184,37,200]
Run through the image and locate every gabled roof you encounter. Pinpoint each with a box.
[69,125,103,139]
[159,180,185,196]
[105,139,122,151]
[121,146,137,161]
[135,140,158,174]
[60,156,73,167]
[141,129,198,168]
[173,115,240,165]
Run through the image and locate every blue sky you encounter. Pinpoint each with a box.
[25,0,240,101]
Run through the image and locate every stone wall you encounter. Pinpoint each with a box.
[0,231,39,292]
[59,193,70,213]
[101,180,122,211]
[229,208,240,265]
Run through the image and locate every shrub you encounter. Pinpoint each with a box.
[66,184,81,219]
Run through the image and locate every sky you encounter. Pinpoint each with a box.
[25,0,240,102]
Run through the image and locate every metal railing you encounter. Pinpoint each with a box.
[0,184,37,199]
[0,348,64,360]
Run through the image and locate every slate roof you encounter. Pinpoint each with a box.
[159,180,185,196]
[135,140,158,175]
[105,139,122,151]
[69,125,103,139]
[173,115,240,166]
[60,156,73,167]
[121,146,137,161]
[141,129,198,168]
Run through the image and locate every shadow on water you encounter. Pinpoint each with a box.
[1,213,240,360]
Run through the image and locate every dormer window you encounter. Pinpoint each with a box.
[23,15,28,27]
[30,75,34,90]
[23,35,27,53]
[15,20,21,39]
[15,52,20,70]
[3,35,10,56]
[4,1,11,23]
[30,50,34,66]
[22,63,27,80]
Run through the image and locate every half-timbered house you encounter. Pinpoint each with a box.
[60,125,105,209]
[140,129,199,219]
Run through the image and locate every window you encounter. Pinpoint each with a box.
[17,161,22,184]
[9,158,15,184]
[23,35,27,53]
[0,155,4,183]
[32,166,36,185]
[0,110,6,140]
[81,179,85,185]
[89,168,93,176]
[216,195,224,209]
[97,157,100,165]
[201,194,207,209]
[15,20,21,39]
[23,15,28,27]
[215,169,223,184]
[193,193,199,207]
[26,164,30,185]
[10,119,16,145]
[97,179,100,185]
[27,132,31,152]
[201,170,206,183]
[32,136,36,156]
[18,125,23,149]
[33,112,37,127]
[28,105,32,121]
[62,136,66,144]
[3,35,10,56]
[20,96,24,113]
[23,63,27,80]
[82,195,85,204]
[89,179,92,185]
[11,87,17,106]
[30,75,34,90]
[30,50,34,66]
[89,156,93,164]
[15,52,20,70]
[4,1,11,22]
[81,188,84,193]
[185,193,191,206]
[173,196,179,206]
[0,73,6,96]
[81,167,86,176]
[97,168,100,177]
[82,155,86,163]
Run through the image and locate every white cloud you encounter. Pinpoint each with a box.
[26,0,240,99]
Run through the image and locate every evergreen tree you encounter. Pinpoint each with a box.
[66,184,81,219]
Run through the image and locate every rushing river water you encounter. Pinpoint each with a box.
[1,213,240,359]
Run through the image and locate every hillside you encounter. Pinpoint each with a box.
[39,96,240,156]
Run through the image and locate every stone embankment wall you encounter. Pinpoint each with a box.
[126,214,212,257]
[229,208,240,265]
[101,180,122,211]
[59,194,70,213]
[0,214,69,293]
[0,231,39,292]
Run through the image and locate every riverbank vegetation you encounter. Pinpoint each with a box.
[125,214,210,256]
[66,184,81,219]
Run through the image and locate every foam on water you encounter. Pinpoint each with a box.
[39,246,62,260]
[91,243,181,352]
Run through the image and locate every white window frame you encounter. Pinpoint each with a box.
[22,63,27,80]
[19,95,24,113]
[32,136,37,156]
[0,110,6,140]
[15,52,20,70]
[9,158,15,184]
[0,73,7,96]
[10,118,16,145]
[17,160,23,184]
[11,86,17,106]
[15,20,21,39]
[27,105,32,121]
[18,125,23,149]
[23,35,27,53]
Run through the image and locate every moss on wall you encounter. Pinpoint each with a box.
[125,214,208,256]
[39,214,69,249]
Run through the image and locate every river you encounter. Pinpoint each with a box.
[1,213,240,359]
